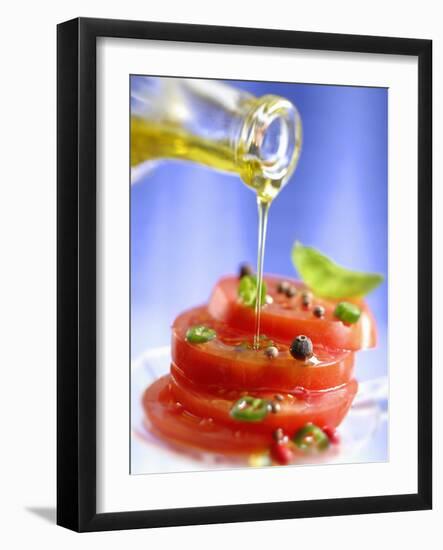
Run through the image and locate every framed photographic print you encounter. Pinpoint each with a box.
[57,17,432,532]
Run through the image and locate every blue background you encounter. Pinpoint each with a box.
[131,78,388,462]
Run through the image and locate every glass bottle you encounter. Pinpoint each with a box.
[130,76,302,203]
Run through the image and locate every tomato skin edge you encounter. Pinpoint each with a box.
[169,365,358,435]
[208,276,377,352]
[172,306,356,392]
[143,376,272,454]
[142,373,358,455]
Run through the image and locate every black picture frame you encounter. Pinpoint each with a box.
[57,17,432,532]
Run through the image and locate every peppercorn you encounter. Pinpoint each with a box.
[273,428,286,442]
[267,401,281,414]
[277,280,290,293]
[285,285,297,298]
[239,263,254,279]
[290,335,314,360]
[264,345,279,359]
[301,291,312,307]
[313,305,325,318]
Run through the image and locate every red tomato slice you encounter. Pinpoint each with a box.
[143,376,272,454]
[143,375,357,454]
[208,275,377,351]
[170,364,358,436]
[172,306,355,391]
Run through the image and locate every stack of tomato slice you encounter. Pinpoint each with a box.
[143,275,376,463]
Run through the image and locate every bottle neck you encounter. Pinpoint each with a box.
[130,77,302,201]
[235,95,302,203]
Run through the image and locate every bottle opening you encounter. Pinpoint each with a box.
[238,96,302,201]
[260,117,287,163]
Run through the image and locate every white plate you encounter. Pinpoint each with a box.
[131,346,388,475]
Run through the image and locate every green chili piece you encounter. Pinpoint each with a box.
[185,325,216,344]
[238,275,267,308]
[293,423,330,451]
[230,396,270,422]
[334,301,361,324]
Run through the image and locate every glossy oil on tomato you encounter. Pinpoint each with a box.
[208,275,377,351]
[170,365,358,435]
[143,374,357,454]
[172,306,355,391]
[142,273,372,457]
[143,376,273,454]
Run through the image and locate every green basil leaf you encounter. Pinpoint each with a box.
[291,241,383,299]
[238,275,267,308]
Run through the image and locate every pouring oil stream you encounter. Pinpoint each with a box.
[253,199,270,349]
